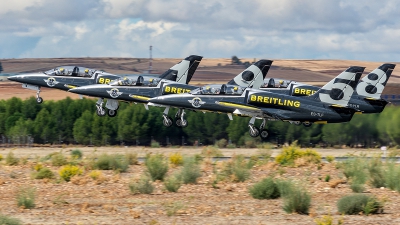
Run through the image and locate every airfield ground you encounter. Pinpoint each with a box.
[1,146,400,225]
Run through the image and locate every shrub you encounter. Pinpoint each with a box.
[337,194,383,215]
[383,162,400,191]
[282,185,311,214]
[169,152,183,166]
[314,214,343,225]
[95,154,129,172]
[51,152,68,166]
[34,168,55,179]
[150,140,160,148]
[249,177,280,199]
[216,138,228,148]
[145,154,169,181]
[367,157,385,188]
[325,155,335,163]
[275,144,303,166]
[0,214,22,225]
[88,170,102,180]
[71,149,83,159]
[324,174,331,182]
[276,179,294,198]
[201,146,223,158]
[302,149,322,164]
[164,173,182,192]
[0,154,3,161]
[221,155,250,182]
[164,201,184,216]
[5,151,18,166]
[340,157,368,192]
[180,157,201,184]
[125,152,138,165]
[16,186,36,209]
[59,165,83,182]
[129,176,154,194]
[33,163,43,172]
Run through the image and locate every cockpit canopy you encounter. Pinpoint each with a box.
[44,66,97,77]
[190,84,245,95]
[109,76,160,86]
[261,78,293,88]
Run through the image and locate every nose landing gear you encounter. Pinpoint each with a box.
[96,98,106,117]
[36,89,43,104]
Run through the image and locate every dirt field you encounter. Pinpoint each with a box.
[1,146,399,225]
[1,58,400,101]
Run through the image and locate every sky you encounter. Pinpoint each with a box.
[0,0,399,62]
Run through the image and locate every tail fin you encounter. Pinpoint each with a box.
[313,66,364,106]
[356,63,396,99]
[227,60,273,89]
[158,55,203,84]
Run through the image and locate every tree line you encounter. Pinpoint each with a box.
[0,97,399,147]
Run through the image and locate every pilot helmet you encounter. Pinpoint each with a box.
[85,69,89,73]
[149,78,153,82]
[233,86,238,91]
[60,68,64,72]
[279,80,283,84]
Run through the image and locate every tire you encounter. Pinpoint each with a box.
[180,119,188,127]
[108,109,117,117]
[260,129,269,140]
[293,121,301,126]
[96,108,106,117]
[163,116,173,127]
[303,122,312,127]
[175,119,182,127]
[36,97,43,104]
[249,127,260,137]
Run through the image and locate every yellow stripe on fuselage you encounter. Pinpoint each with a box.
[217,101,260,111]
[314,121,328,124]
[130,95,150,101]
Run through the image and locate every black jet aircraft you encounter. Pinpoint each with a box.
[69,59,273,125]
[260,63,396,115]
[68,55,203,117]
[148,66,364,139]
[7,66,122,103]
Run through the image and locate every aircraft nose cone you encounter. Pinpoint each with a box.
[7,75,20,82]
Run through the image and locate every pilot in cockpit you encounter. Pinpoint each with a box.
[56,68,65,75]
[84,69,89,76]
[279,80,287,88]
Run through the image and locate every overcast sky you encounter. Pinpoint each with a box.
[0,0,399,61]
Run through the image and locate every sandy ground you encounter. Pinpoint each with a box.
[0,146,399,225]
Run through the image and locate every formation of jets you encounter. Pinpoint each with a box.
[7,56,396,139]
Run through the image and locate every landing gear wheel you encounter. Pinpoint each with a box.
[249,127,260,137]
[163,116,173,127]
[303,122,312,127]
[108,109,117,117]
[180,119,188,127]
[36,97,43,104]
[175,119,182,127]
[96,108,106,117]
[260,129,269,140]
[293,121,301,126]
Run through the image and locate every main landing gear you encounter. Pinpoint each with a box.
[36,89,43,104]
[162,107,188,127]
[96,98,119,117]
[248,117,268,140]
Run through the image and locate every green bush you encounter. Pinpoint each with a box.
[341,157,367,192]
[201,146,223,158]
[129,176,154,194]
[337,194,383,215]
[216,138,228,148]
[150,140,161,148]
[95,154,129,172]
[249,177,280,199]
[221,155,250,182]
[282,185,311,214]
[145,154,169,181]
[324,174,331,182]
[0,214,22,225]
[0,154,3,161]
[367,157,385,188]
[16,186,36,209]
[276,180,294,198]
[325,155,335,163]
[34,168,55,179]
[59,165,83,181]
[384,162,400,191]
[51,152,68,166]
[125,152,138,165]
[5,151,19,166]
[164,173,182,192]
[180,157,201,184]
[71,149,83,159]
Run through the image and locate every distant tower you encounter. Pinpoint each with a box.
[149,45,153,73]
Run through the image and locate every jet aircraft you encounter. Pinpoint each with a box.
[148,66,364,139]
[69,59,274,124]
[7,66,122,104]
[260,63,396,114]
